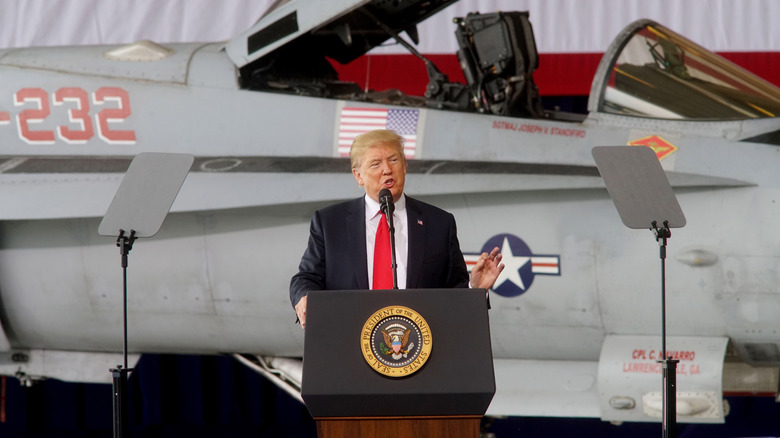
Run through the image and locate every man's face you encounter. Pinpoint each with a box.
[352,142,406,202]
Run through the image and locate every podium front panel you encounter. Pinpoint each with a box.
[301,288,495,417]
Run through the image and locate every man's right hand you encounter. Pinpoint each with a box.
[295,295,307,330]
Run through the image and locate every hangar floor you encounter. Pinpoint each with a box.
[0,353,777,437]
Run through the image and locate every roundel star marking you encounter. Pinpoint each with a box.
[497,237,530,291]
[464,233,561,298]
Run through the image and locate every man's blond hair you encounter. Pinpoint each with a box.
[349,129,406,170]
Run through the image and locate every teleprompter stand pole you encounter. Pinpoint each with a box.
[652,221,679,438]
[111,229,136,438]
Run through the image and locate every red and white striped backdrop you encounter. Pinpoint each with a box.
[2,0,777,95]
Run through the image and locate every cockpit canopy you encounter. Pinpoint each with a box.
[592,20,780,120]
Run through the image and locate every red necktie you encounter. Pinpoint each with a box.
[372,211,393,289]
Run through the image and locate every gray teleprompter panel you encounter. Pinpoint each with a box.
[99,153,194,238]
[592,146,686,229]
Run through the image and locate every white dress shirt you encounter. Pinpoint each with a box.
[364,194,408,289]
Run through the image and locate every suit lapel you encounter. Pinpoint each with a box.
[347,197,369,289]
[405,197,425,289]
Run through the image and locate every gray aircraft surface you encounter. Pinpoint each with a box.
[0,0,778,425]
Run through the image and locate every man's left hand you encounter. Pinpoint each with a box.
[470,246,504,290]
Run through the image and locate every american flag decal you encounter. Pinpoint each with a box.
[337,107,419,158]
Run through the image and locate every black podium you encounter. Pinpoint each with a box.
[301,288,495,438]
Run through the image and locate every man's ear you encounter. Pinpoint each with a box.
[352,168,363,186]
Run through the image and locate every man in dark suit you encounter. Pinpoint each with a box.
[290,129,503,328]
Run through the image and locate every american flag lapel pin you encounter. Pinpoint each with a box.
[417,218,423,226]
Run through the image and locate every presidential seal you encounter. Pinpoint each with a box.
[360,306,432,377]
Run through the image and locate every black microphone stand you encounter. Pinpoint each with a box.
[379,190,399,290]
[386,212,398,290]
[380,203,398,290]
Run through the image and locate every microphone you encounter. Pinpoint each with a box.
[378,188,395,216]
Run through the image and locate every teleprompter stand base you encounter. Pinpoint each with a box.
[110,366,131,438]
[315,416,481,438]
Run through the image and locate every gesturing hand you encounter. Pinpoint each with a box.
[470,246,504,290]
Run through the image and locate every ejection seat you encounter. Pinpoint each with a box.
[453,11,545,117]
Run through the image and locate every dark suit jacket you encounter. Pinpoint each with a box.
[289,196,470,308]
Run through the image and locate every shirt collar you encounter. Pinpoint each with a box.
[365,193,406,219]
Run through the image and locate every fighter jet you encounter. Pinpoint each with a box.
[0,0,778,425]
